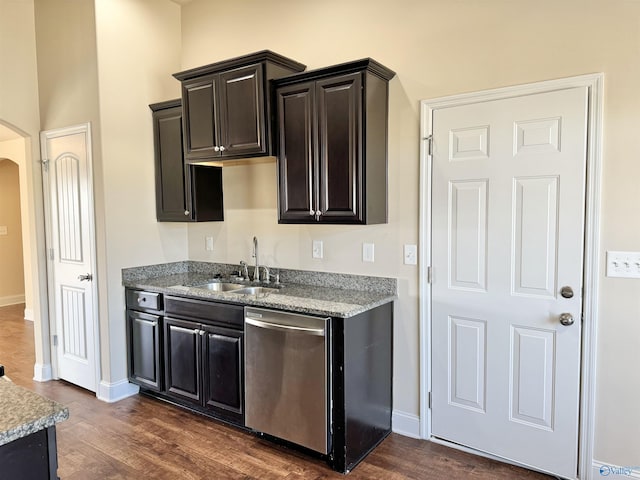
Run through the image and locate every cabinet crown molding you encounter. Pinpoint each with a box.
[273,58,396,87]
[173,50,306,81]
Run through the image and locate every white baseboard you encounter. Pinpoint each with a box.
[0,294,25,307]
[33,363,52,382]
[593,460,640,479]
[392,410,421,438]
[96,379,139,403]
[23,308,34,321]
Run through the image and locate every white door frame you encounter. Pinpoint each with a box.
[41,122,101,393]
[419,74,603,480]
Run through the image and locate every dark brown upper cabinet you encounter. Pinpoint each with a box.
[150,100,224,222]
[173,51,306,162]
[273,59,395,225]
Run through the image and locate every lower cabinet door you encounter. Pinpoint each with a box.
[202,324,244,421]
[164,317,201,403]
[127,310,162,391]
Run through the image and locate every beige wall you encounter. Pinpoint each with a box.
[0,159,25,304]
[181,0,640,466]
[0,0,48,374]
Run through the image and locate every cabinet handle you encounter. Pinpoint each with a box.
[219,146,226,152]
[315,210,321,221]
[213,146,220,152]
[184,210,190,216]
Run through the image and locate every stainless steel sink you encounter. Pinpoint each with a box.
[234,286,279,295]
[192,282,245,292]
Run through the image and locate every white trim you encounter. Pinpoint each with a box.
[96,379,139,403]
[593,461,640,479]
[392,410,421,438]
[419,73,604,480]
[23,308,34,321]
[0,294,26,307]
[40,123,101,394]
[33,362,52,382]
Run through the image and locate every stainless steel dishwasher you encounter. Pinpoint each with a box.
[244,307,330,454]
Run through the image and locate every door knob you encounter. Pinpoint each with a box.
[559,313,574,326]
[78,273,93,282]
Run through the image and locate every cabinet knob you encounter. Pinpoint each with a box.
[213,146,220,152]
[199,330,205,336]
[309,209,314,216]
[219,146,226,152]
[184,210,190,216]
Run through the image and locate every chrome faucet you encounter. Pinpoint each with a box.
[252,236,260,282]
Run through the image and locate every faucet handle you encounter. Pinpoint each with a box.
[264,267,280,286]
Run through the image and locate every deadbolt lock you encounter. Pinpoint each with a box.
[560,286,574,299]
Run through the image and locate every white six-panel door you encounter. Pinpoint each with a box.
[430,87,588,479]
[42,124,99,392]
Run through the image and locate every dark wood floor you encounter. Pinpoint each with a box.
[0,303,552,479]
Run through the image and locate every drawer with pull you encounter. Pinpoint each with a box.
[126,289,162,312]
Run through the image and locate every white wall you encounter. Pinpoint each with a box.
[0,0,48,370]
[93,0,185,382]
[180,0,640,467]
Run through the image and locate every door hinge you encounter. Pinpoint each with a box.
[424,135,433,156]
[41,158,49,172]
[49,248,54,261]
[426,266,432,284]
[52,334,58,346]
[428,391,432,409]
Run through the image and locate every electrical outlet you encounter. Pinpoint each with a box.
[205,236,214,251]
[363,243,375,263]
[404,244,417,265]
[606,251,640,278]
[312,240,323,259]
[0,226,7,236]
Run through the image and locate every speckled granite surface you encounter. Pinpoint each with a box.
[122,261,397,318]
[0,377,69,446]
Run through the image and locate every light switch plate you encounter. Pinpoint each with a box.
[363,243,375,263]
[606,251,640,278]
[404,244,417,265]
[205,236,214,251]
[0,226,6,236]
[312,240,323,259]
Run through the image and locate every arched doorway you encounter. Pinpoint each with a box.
[0,120,52,382]
[0,157,26,307]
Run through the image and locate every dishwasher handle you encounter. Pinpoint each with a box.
[245,317,326,336]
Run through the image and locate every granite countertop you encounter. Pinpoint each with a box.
[122,262,397,318]
[0,377,69,446]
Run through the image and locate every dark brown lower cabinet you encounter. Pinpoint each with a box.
[127,310,162,392]
[0,426,60,480]
[124,287,393,473]
[163,297,244,425]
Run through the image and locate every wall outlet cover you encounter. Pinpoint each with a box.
[404,244,417,265]
[363,243,375,262]
[312,240,323,259]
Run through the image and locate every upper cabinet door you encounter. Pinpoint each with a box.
[182,75,219,160]
[218,64,265,158]
[316,73,362,223]
[277,82,316,223]
[152,103,189,221]
[174,51,306,163]
[273,58,395,225]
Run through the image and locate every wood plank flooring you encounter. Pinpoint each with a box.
[0,304,552,479]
